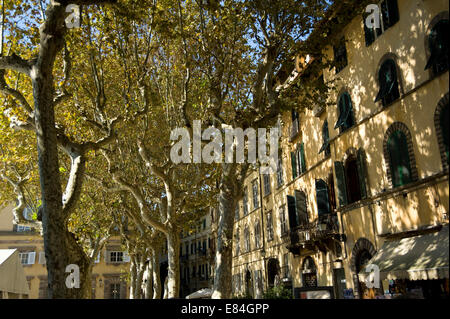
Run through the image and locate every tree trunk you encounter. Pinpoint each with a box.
[152,251,161,299]
[166,229,180,298]
[135,259,145,299]
[212,170,238,299]
[144,260,153,299]
[129,258,137,299]
[31,3,91,299]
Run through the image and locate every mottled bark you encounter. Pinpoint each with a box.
[152,252,161,299]
[144,261,153,299]
[166,229,180,299]
[212,183,237,299]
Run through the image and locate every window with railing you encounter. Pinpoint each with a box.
[279,205,288,236]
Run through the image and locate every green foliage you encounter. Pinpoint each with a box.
[262,285,293,299]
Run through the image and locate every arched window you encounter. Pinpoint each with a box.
[383,123,418,188]
[425,19,449,75]
[302,257,317,288]
[335,92,355,132]
[375,59,400,106]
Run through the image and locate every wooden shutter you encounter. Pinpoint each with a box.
[287,195,297,229]
[300,143,306,173]
[334,162,348,207]
[39,252,46,264]
[104,251,110,263]
[356,148,368,199]
[316,180,330,216]
[28,252,36,265]
[295,190,308,227]
[291,152,297,179]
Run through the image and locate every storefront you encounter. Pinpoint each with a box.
[358,224,449,299]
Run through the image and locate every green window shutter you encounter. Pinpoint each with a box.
[287,195,298,229]
[295,190,308,227]
[356,148,368,199]
[386,0,399,28]
[319,121,330,155]
[334,161,348,207]
[291,152,297,179]
[300,143,307,173]
[335,93,354,131]
[315,179,330,216]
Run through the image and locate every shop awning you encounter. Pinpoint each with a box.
[0,249,30,296]
[359,225,449,282]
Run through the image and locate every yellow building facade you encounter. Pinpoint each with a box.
[231,0,449,299]
[0,205,131,299]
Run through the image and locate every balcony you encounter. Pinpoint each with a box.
[289,118,300,141]
[287,214,344,256]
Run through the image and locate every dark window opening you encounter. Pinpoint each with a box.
[375,59,400,106]
[345,158,362,204]
[425,19,449,76]
[333,37,348,74]
[440,103,449,165]
[387,130,413,187]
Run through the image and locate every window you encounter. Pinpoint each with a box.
[315,179,330,218]
[235,230,240,256]
[254,221,262,249]
[335,92,355,133]
[263,174,271,196]
[375,59,400,106]
[279,205,288,236]
[110,251,123,263]
[110,283,121,299]
[282,253,290,278]
[425,19,449,75]
[291,143,306,179]
[244,227,251,253]
[364,0,399,46]
[266,211,274,241]
[334,149,368,207]
[333,37,348,74]
[290,110,300,140]
[16,225,31,232]
[19,252,35,265]
[387,131,413,187]
[276,156,284,187]
[243,187,249,216]
[302,257,318,288]
[235,204,240,220]
[287,191,309,230]
[319,121,331,157]
[252,179,259,209]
